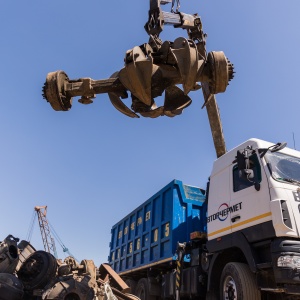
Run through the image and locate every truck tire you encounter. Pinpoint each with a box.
[135,278,156,300]
[220,262,261,300]
[205,290,218,300]
[125,279,137,295]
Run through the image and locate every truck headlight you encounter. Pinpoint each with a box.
[277,255,300,268]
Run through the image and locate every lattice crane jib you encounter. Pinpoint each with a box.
[34,206,58,258]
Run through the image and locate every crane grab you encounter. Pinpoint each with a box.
[42,1,234,157]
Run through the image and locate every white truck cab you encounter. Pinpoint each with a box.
[206,139,300,297]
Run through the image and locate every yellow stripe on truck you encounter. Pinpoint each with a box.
[208,212,272,238]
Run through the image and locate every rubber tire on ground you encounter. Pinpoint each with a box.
[220,262,261,300]
[125,279,137,295]
[135,278,156,300]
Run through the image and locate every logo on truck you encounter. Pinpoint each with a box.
[207,202,242,223]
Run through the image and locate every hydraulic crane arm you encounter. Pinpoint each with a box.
[145,0,203,36]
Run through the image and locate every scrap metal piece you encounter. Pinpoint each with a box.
[77,78,96,105]
[164,85,192,117]
[42,71,72,111]
[79,259,97,280]
[171,37,198,94]
[43,275,96,300]
[99,263,130,294]
[97,278,136,300]
[202,82,226,158]
[0,273,23,300]
[17,251,57,291]
[120,46,155,106]
[103,282,118,300]
[207,51,234,94]
[0,235,139,300]
[0,235,20,274]
[16,240,36,272]
[42,39,234,122]
[57,263,71,277]
[64,256,78,270]
[199,52,233,157]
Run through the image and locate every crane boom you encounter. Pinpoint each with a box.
[34,206,58,258]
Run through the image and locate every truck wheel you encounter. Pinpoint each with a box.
[205,290,218,300]
[220,262,261,300]
[135,278,156,300]
[125,279,137,295]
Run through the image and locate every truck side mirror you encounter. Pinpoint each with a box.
[260,141,287,158]
[270,142,287,152]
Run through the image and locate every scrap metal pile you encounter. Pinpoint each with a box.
[42,0,234,119]
[0,235,136,300]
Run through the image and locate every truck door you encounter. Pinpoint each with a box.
[207,166,232,241]
[229,153,272,240]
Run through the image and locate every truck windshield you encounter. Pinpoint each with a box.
[265,152,300,185]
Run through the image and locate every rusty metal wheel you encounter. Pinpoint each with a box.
[17,251,57,291]
[207,51,234,94]
[43,70,72,111]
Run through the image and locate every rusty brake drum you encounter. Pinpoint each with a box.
[17,251,57,291]
[207,51,234,94]
[43,71,72,111]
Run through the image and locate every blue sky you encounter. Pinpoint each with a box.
[0,1,299,265]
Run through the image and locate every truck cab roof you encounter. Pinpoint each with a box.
[211,138,299,178]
